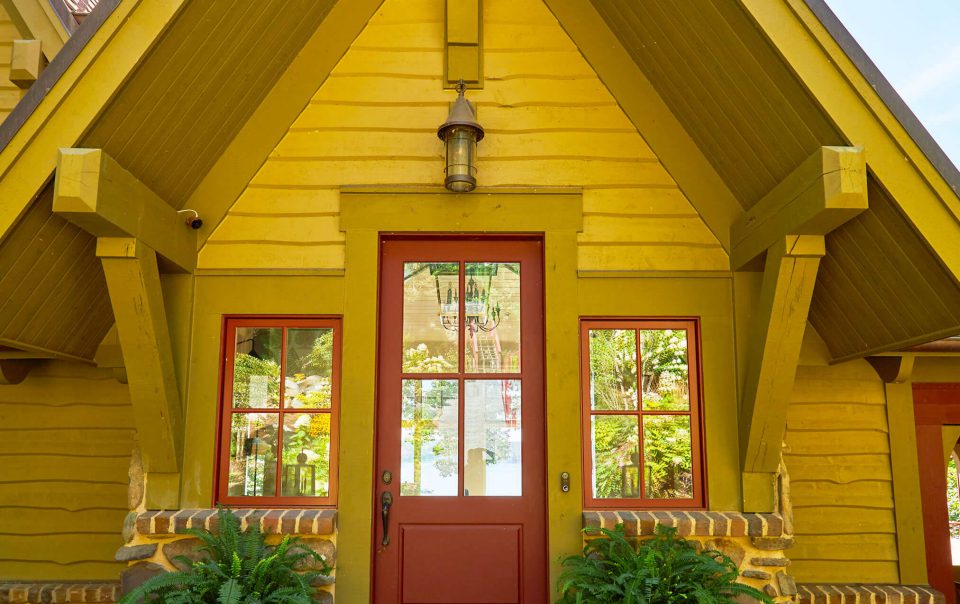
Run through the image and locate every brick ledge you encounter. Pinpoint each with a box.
[134,508,337,536]
[583,510,785,537]
[796,583,944,604]
[0,582,119,604]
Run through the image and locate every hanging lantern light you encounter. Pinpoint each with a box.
[437,80,484,192]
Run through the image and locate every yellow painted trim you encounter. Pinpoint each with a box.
[543,0,742,252]
[741,0,960,285]
[884,381,927,583]
[1,0,68,60]
[340,191,583,232]
[189,0,385,248]
[9,39,43,88]
[0,0,187,245]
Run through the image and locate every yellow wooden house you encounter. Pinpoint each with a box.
[2,0,960,602]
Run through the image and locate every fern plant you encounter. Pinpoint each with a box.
[556,524,773,604]
[120,507,331,604]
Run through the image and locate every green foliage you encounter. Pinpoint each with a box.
[556,525,772,604]
[232,354,281,408]
[119,507,331,604]
[949,454,960,537]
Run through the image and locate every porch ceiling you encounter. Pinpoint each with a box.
[587,0,960,361]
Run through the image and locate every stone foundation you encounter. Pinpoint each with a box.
[583,510,795,601]
[118,509,337,603]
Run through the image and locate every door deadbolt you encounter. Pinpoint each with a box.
[382,470,392,485]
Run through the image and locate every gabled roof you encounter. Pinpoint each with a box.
[0,0,958,363]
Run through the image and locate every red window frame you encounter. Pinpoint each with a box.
[216,315,341,507]
[579,318,706,510]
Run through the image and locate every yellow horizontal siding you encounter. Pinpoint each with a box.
[201,0,726,273]
[0,363,133,581]
[784,328,898,584]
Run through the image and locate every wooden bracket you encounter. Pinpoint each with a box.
[0,359,33,384]
[53,148,197,272]
[9,39,43,88]
[731,146,867,271]
[97,238,183,473]
[866,355,915,384]
[736,147,868,511]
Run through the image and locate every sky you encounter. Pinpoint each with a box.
[823,0,960,167]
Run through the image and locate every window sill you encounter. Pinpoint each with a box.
[133,508,337,536]
[582,510,785,538]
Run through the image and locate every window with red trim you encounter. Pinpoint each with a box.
[580,319,705,509]
[217,317,340,507]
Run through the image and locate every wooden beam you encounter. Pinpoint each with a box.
[740,235,824,510]
[731,146,867,271]
[445,0,482,87]
[0,0,68,60]
[97,237,182,473]
[866,354,915,383]
[9,39,44,88]
[53,148,197,272]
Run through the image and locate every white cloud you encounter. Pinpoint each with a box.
[900,45,960,103]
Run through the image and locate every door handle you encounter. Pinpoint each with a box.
[381,491,393,547]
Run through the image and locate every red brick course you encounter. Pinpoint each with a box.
[796,584,944,604]
[582,510,784,537]
[0,582,119,603]
[133,508,337,536]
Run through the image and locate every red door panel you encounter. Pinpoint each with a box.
[373,237,546,604]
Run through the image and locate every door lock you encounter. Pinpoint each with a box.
[560,471,570,493]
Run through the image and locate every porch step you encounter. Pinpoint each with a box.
[796,583,944,604]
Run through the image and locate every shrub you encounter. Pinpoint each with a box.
[120,507,331,604]
[556,524,773,604]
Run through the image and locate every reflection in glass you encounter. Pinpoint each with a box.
[465,263,521,373]
[281,413,330,497]
[233,328,282,409]
[464,380,522,496]
[400,380,458,496]
[228,413,278,497]
[403,263,459,373]
[285,328,334,409]
[589,330,638,410]
[643,415,693,499]
[591,415,640,499]
[640,330,689,411]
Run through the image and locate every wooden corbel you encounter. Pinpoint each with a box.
[735,146,868,511]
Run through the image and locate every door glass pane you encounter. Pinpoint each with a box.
[281,413,330,497]
[643,414,693,499]
[232,327,282,409]
[400,379,459,496]
[588,329,638,410]
[228,413,278,497]
[640,329,689,411]
[464,262,521,373]
[591,415,640,499]
[285,328,334,409]
[403,263,459,373]
[464,380,522,496]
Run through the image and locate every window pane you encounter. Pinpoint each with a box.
[464,263,521,373]
[228,413,278,497]
[401,379,458,496]
[589,329,638,410]
[403,263,459,373]
[640,329,689,411]
[591,415,640,499]
[233,327,282,409]
[281,413,330,497]
[464,380,522,496]
[285,328,334,409]
[643,415,693,499]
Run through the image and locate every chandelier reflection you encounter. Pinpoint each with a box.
[433,263,501,333]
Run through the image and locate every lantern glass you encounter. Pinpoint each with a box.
[444,126,478,193]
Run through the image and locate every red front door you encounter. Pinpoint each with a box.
[374,237,547,604]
